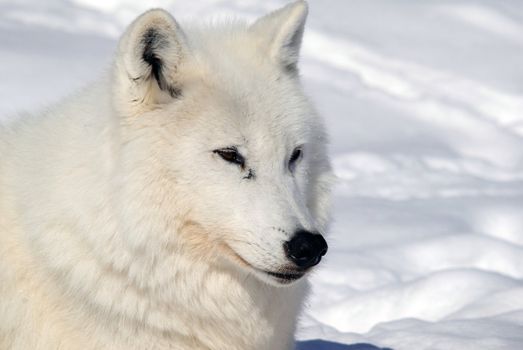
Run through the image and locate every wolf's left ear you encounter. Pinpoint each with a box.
[250,1,308,73]
[114,9,188,113]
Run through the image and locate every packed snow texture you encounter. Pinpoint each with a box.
[1,1,523,349]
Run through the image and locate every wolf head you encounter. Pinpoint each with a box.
[112,1,333,286]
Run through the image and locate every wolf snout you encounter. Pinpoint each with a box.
[284,230,328,269]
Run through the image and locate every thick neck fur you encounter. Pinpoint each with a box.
[0,80,307,350]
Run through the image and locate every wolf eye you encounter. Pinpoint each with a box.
[288,147,302,172]
[213,147,245,168]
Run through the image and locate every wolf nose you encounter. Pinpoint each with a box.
[284,230,328,269]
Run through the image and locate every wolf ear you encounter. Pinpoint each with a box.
[114,9,187,112]
[250,1,308,73]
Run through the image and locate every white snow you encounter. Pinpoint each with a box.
[1,1,523,349]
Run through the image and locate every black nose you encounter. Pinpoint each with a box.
[284,230,328,269]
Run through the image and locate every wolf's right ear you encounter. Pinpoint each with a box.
[114,9,188,114]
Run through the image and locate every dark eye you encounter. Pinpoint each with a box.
[288,147,302,171]
[213,147,245,168]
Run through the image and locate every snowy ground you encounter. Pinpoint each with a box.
[1,1,523,349]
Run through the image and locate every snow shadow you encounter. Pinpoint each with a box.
[296,339,393,350]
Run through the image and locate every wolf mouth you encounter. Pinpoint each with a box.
[265,270,305,282]
[222,242,307,283]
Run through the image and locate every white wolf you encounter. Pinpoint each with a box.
[0,1,333,349]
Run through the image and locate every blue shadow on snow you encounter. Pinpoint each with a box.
[296,339,393,350]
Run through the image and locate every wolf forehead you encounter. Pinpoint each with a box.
[153,21,312,114]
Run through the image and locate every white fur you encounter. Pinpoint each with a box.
[0,2,333,349]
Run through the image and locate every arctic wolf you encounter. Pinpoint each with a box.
[0,1,332,349]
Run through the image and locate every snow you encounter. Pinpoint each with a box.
[1,1,523,349]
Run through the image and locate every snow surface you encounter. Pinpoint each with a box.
[1,1,523,349]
